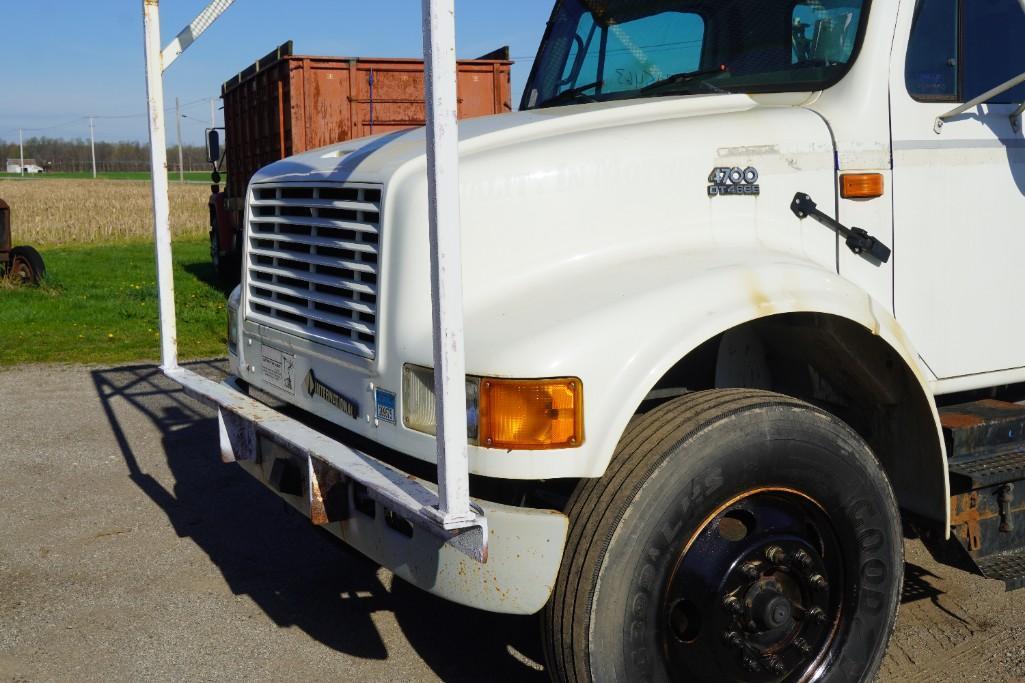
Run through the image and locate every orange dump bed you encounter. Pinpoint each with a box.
[221,42,514,204]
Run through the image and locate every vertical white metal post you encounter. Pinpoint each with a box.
[18,129,24,176]
[89,117,97,179]
[210,98,217,128]
[421,0,473,529]
[175,97,185,182]
[142,0,179,371]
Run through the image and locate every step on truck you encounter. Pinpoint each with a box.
[206,41,513,282]
[205,0,1025,680]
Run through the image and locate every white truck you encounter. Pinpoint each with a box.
[213,0,1025,680]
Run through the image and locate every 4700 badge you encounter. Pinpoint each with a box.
[708,166,760,196]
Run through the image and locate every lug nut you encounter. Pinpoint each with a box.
[723,596,744,615]
[723,631,744,649]
[741,561,762,579]
[763,655,786,676]
[809,574,829,591]
[793,549,813,570]
[794,637,812,655]
[742,656,761,672]
[765,545,787,565]
[807,607,827,623]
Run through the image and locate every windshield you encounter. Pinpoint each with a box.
[521,0,869,109]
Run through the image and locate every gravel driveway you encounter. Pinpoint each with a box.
[1,363,1023,681]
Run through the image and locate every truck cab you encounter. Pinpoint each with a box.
[220,1,1025,680]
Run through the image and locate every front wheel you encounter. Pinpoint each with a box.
[543,389,903,682]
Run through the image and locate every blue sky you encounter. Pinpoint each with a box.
[0,1,553,144]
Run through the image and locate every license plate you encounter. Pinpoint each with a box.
[260,345,295,395]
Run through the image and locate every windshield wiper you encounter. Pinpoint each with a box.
[537,80,604,108]
[639,67,728,95]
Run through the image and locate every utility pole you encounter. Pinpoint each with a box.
[175,96,185,182]
[18,129,24,175]
[89,116,97,179]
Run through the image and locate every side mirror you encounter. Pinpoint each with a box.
[206,129,221,165]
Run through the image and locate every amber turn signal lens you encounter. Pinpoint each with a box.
[840,173,884,199]
[478,378,583,450]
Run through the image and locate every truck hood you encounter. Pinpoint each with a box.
[240,90,842,477]
[251,92,815,185]
[246,90,840,401]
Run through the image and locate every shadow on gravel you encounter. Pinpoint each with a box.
[900,561,972,626]
[901,562,944,605]
[91,362,545,681]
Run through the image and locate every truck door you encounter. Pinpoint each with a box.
[890,0,1025,380]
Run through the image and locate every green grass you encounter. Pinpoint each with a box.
[0,171,216,182]
[0,239,229,365]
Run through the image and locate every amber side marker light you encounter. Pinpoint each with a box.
[840,173,884,199]
[478,378,584,450]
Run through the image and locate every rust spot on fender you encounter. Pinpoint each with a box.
[744,273,777,316]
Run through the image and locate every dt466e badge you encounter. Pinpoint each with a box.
[708,166,760,196]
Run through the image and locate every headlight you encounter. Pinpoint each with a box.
[402,364,583,450]
[227,286,240,355]
[227,307,238,354]
[402,364,479,442]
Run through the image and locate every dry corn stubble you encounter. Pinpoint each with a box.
[0,179,210,246]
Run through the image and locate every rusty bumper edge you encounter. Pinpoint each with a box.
[164,367,488,563]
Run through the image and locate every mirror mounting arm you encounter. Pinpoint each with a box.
[934,70,1025,134]
[1012,101,1025,133]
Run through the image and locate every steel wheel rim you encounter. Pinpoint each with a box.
[9,256,33,283]
[661,488,844,681]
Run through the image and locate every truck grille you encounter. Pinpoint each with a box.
[246,182,382,359]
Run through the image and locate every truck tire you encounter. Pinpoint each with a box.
[210,229,240,284]
[210,228,220,266]
[543,389,902,682]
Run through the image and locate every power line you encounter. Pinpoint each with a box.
[92,97,211,121]
[17,116,88,132]
[1,96,217,139]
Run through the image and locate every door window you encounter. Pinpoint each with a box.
[963,0,1025,102]
[905,0,957,101]
[906,0,1025,103]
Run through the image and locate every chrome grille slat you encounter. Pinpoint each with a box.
[249,215,380,236]
[251,198,380,213]
[248,263,376,295]
[249,231,379,255]
[249,247,376,274]
[246,182,383,358]
[251,281,375,315]
[247,295,375,335]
